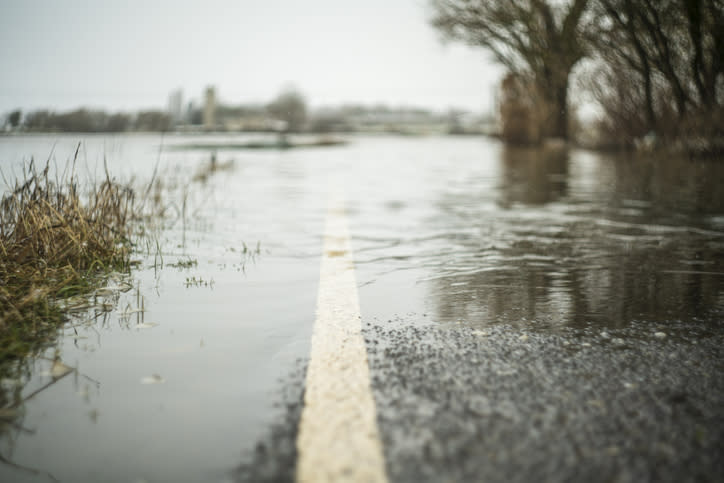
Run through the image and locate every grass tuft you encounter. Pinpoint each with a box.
[0,157,137,364]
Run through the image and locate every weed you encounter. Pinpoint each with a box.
[0,155,137,365]
[184,276,214,288]
[168,257,198,269]
[192,154,234,183]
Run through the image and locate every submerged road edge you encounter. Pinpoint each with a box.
[295,193,389,483]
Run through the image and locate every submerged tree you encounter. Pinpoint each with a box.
[431,0,590,141]
[589,0,723,142]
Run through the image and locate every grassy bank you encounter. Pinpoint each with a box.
[0,158,137,365]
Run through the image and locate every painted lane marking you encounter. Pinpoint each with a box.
[295,194,389,483]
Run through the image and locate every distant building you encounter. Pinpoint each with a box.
[167,88,183,125]
[203,86,216,130]
[186,101,201,125]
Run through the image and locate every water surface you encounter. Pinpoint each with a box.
[0,134,722,481]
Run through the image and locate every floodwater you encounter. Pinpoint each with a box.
[0,133,722,482]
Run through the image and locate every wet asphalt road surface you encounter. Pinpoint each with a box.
[235,316,723,483]
[365,319,724,483]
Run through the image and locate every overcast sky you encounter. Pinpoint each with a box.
[0,0,502,114]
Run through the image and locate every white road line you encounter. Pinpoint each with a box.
[295,193,389,483]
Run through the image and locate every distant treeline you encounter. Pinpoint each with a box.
[9,108,177,133]
[2,99,486,135]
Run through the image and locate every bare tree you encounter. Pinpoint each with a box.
[588,0,723,147]
[267,88,307,133]
[430,0,590,141]
[7,110,21,129]
[589,0,658,130]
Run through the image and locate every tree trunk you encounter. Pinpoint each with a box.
[538,77,569,140]
[642,65,656,129]
[552,82,569,140]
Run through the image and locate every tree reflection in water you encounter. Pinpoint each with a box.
[429,147,724,330]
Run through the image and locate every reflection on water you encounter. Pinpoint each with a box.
[426,146,724,329]
[498,145,569,207]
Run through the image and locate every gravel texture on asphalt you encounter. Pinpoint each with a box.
[234,315,723,483]
[364,316,724,483]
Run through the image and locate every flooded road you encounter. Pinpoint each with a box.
[0,134,722,482]
[346,140,724,329]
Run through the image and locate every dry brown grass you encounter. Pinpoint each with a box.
[0,157,137,364]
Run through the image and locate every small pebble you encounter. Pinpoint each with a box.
[654,332,667,338]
